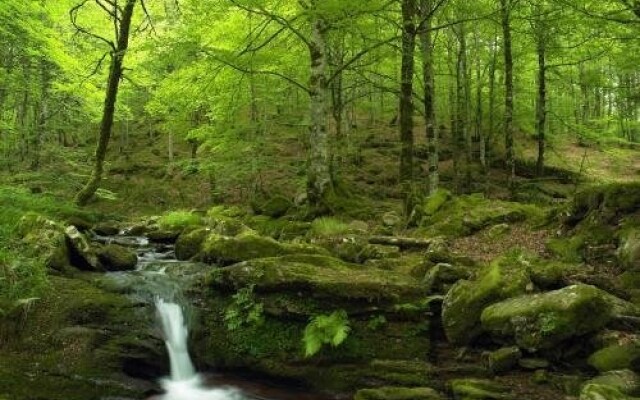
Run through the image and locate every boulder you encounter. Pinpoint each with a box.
[175,228,210,261]
[481,285,612,352]
[210,254,426,303]
[200,231,327,266]
[442,256,531,345]
[580,370,640,400]
[251,195,292,218]
[424,263,471,294]
[65,225,101,271]
[18,214,70,272]
[354,387,444,400]
[200,231,287,266]
[93,221,121,236]
[97,244,138,271]
[487,347,522,374]
[589,343,640,373]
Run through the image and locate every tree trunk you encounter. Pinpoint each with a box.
[399,0,417,213]
[306,11,333,210]
[535,23,547,177]
[420,0,439,195]
[455,23,470,193]
[501,0,516,185]
[75,0,137,206]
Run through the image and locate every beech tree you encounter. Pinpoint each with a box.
[74,0,139,205]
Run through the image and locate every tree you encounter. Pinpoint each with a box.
[74,0,138,206]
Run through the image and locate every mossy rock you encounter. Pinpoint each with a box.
[423,189,453,217]
[528,260,580,289]
[0,275,160,399]
[65,225,101,271]
[423,263,471,294]
[486,347,522,374]
[449,378,514,400]
[589,344,640,373]
[251,195,293,218]
[210,255,426,302]
[18,214,71,272]
[421,194,544,238]
[580,370,640,400]
[200,231,287,265]
[481,284,613,352]
[442,255,532,345]
[354,386,444,400]
[619,229,640,272]
[96,244,137,271]
[175,228,210,260]
[246,215,310,240]
[93,221,121,236]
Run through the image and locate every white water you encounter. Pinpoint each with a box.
[155,297,244,400]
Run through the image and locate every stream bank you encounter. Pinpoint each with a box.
[2,183,640,399]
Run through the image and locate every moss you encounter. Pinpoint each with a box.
[251,195,293,218]
[487,347,522,374]
[175,228,210,260]
[96,244,137,271]
[481,284,613,351]
[442,255,532,345]
[0,275,156,399]
[211,256,426,302]
[449,378,514,400]
[157,210,203,231]
[619,229,640,271]
[588,344,640,373]
[420,193,544,238]
[200,231,287,265]
[528,260,581,289]
[423,189,453,216]
[354,386,444,400]
[246,216,310,240]
[581,370,640,400]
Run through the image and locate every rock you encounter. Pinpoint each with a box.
[18,214,71,272]
[97,244,138,271]
[442,256,532,345]
[200,231,327,266]
[65,215,93,232]
[481,284,613,352]
[251,195,292,218]
[449,378,514,400]
[175,228,210,261]
[487,347,522,374]
[424,263,471,294]
[518,358,550,370]
[200,231,287,266]
[94,221,121,236]
[146,229,181,243]
[589,343,640,373]
[528,260,580,289]
[65,225,101,271]
[619,229,640,271]
[211,254,426,303]
[580,370,640,400]
[382,212,402,228]
[354,386,444,400]
[423,189,452,217]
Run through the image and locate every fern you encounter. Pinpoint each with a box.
[303,310,351,358]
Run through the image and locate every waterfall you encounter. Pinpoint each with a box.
[155,297,245,400]
[156,298,197,381]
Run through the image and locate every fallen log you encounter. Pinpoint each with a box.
[368,236,432,250]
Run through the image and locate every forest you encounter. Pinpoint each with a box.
[0,0,640,399]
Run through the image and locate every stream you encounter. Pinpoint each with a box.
[96,234,329,400]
